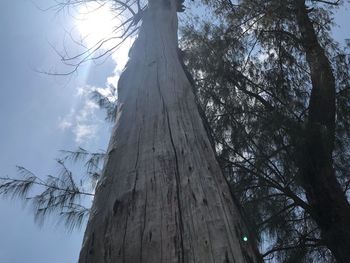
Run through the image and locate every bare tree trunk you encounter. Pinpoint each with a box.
[78,0,262,262]
[295,1,350,261]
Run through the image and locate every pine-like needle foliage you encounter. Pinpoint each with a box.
[0,147,106,231]
[91,84,118,122]
[181,0,349,261]
[60,147,106,188]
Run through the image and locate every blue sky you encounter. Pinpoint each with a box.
[0,1,119,262]
[0,1,349,263]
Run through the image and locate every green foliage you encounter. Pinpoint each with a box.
[0,148,106,231]
[181,0,349,261]
[60,147,105,187]
[91,84,118,122]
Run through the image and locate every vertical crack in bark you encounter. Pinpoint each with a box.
[156,65,185,263]
[140,179,148,262]
[132,128,142,198]
[186,180,197,262]
[159,170,164,262]
[134,128,142,170]
[155,140,165,262]
[122,127,142,263]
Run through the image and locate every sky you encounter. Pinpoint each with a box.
[0,1,349,263]
[0,1,129,262]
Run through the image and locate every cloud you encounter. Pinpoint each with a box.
[73,124,97,144]
[57,85,103,144]
[58,108,75,131]
[76,99,99,122]
[56,30,134,145]
[106,70,120,90]
[111,37,135,73]
[58,118,73,130]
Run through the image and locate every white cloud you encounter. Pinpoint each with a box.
[58,5,136,144]
[57,86,102,144]
[67,36,133,143]
[57,108,75,131]
[73,124,97,144]
[110,37,135,74]
[76,86,89,97]
[96,85,118,103]
[76,99,99,121]
[58,118,73,130]
[86,100,99,110]
[76,85,95,97]
[73,98,100,143]
[106,71,120,89]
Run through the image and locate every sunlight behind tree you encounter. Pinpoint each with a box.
[75,2,117,48]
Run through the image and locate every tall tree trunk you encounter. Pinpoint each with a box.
[78,0,262,262]
[295,0,350,261]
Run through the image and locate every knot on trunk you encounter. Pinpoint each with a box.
[176,0,186,12]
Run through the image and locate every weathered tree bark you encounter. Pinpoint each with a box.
[295,0,350,261]
[78,0,262,262]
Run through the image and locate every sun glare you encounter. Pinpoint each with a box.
[74,1,135,82]
[75,2,117,47]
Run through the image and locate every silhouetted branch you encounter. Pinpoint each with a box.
[0,162,94,229]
